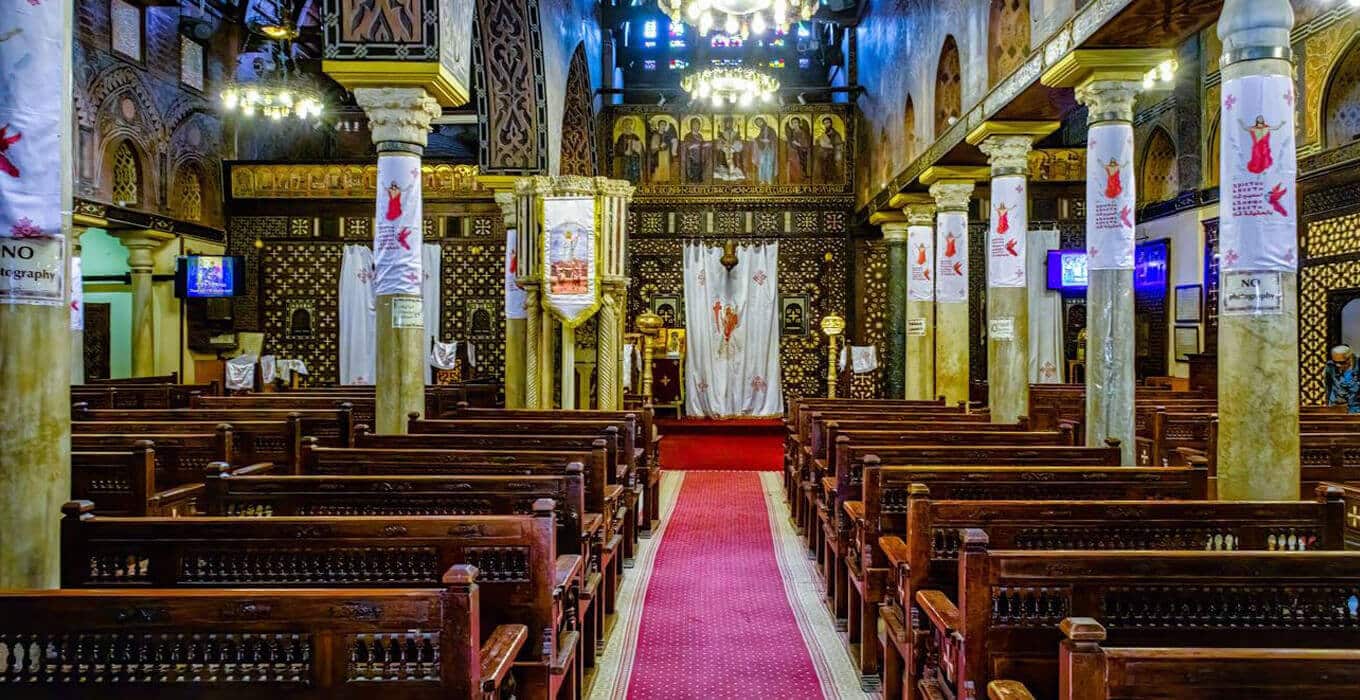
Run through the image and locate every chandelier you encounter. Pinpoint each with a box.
[664,0,816,37]
[220,79,325,121]
[220,0,324,122]
[681,67,780,108]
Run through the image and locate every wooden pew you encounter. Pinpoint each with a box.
[194,395,376,431]
[71,444,203,517]
[909,533,1360,700]
[1320,481,1360,548]
[874,484,1343,699]
[73,419,303,470]
[72,428,247,488]
[72,381,218,410]
[72,404,355,447]
[60,501,576,700]
[0,564,524,699]
[996,617,1360,700]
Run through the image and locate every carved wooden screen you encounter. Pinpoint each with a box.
[1301,181,1360,402]
[111,141,140,205]
[559,44,596,177]
[1139,127,1178,204]
[176,167,203,222]
[935,36,962,136]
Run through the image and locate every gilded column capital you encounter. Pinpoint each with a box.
[881,221,911,242]
[595,176,636,200]
[354,87,440,148]
[1076,80,1140,124]
[977,135,1034,176]
[929,181,974,212]
[906,204,936,228]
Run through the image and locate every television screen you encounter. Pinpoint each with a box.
[177,255,241,298]
[1046,249,1088,292]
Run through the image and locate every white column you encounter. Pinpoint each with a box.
[355,87,441,433]
[1216,0,1299,500]
[977,135,1035,423]
[929,180,975,406]
[905,202,936,400]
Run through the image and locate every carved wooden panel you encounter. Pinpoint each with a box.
[988,0,1030,88]
[472,0,549,173]
[1139,127,1179,204]
[559,45,596,177]
[935,36,962,137]
[260,243,344,384]
[440,222,506,386]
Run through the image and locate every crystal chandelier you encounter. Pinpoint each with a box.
[681,67,780,108]
[220,80,325,121]
[220,0,324,122]
[664,0,817,37]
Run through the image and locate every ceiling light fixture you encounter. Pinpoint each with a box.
[681,67,780,107]
[665,0,816,38]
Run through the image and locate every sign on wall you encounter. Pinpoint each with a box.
[540,196,599,327]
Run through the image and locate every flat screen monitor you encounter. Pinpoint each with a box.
[175,255,243,298]
[1046,249,1088,292]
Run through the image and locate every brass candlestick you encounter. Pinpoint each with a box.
[636,310,664,401]
[821,314,845,399]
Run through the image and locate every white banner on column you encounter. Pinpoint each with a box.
[1221,73,1297,273]
[505,227,526,320]
[988,175,1027,287]
[373,153,423,296]
[908,225,934,301]
[70,255,83,330]
[936,211,968,303]
[1087,123,1136,270]
[541,196,599,327]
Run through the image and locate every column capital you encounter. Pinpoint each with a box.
[920,165,988,186]
[905,203,936,227]
[976,134,1035,175]
[1075,80,1141,124]
[880,221,911,242]
[354,87,441,148]
[117,230,173,271]
[1041,48,1176,89]
[929,181,974,212]
[1218,0,1294,66]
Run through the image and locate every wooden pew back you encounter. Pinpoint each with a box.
[72,429,235,487]
[194,395,375,430]
[73,419,302,469]
[72,405,355,447]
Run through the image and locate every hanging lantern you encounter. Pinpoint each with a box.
[720,240,739,271]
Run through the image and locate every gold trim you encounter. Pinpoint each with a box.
[919,165,990,185]
[73,213,110,228]
[321,60,470,107]
[868,210,908,225]
[964,120,1062,146]
[477,175,520,192]
[887,192,932,209]
[1040,49,1177,88]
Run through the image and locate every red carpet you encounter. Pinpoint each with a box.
[625,472,824,698]
[658,418,785,471]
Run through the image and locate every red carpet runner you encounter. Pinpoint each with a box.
[624,471,825,698]
[657,418,785,471]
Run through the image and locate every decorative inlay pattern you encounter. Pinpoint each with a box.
[260,243,344,383]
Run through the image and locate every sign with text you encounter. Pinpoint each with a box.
[1221,271,1284,316]
[391,296,424,328]
[989,318,1015,341]
[0,236,64,306]
[907,317,927,336]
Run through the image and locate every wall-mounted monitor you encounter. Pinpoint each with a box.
[175,255,244,299]
[1046,249,1088,292]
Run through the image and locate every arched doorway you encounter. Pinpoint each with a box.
[1323,35,1360,148]
[1139,127,1179,204]
[935,36,962,136]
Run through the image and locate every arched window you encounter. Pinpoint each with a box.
[935,36,962,136]
[177,167,203,221]
[111,141,140,205]
[1324,37,1360,148]
[988,0,1030,88]
[904,95,918,160]
[1139,127,1179,204]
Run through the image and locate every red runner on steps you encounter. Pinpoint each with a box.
[625,472,824,698]
[657,419,785,471]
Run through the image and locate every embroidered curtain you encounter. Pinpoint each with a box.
[682,241,784,418]
[1027,228,1064,383]
[339,244,377,385]
[422,243,441,383]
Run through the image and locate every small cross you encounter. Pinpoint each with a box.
[1348,504,1360,529]
[659,375,671,386]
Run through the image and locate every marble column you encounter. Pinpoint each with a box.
[927,175,979,406]
[496,191,526,408]
[970,125,1054,423]
[598,281,625,410]
[523,282,543,407]
[121,232,169,377]
[1216,0,1299,500]
[354,87,441,433]
[904,202,936,401]
[1078,81,1140,464]
[0,0,73,588]
[878,216,910,399]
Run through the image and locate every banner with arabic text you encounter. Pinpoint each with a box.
[988,175,1027,288]
[907,225,934,301]
[1086,122,1136,270]
[1220,73,1297,273]
[936,211,968,303]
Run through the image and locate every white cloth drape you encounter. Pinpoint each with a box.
[1027,229,1064,383]
[339,245,377,385]
[422,243,441,383]
[682,242,784,418]
[225,354,258,391]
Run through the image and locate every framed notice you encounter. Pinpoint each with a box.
[1174,325,1200,362]
[1174,284,1202,323]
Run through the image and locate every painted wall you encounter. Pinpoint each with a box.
[538,0,601,175]
[1135,204,1216,378]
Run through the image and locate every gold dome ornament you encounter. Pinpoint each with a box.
[820,314,845,338]
[720,240,739,271]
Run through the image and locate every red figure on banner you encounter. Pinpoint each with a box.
[1005,239,1019,256]
[944,232,957,258]
[923,267,931,281]
[1243,115,1283,175]
[995,202,1011,235]
[0,125,21,178]
[915,243,927,266]
[1103,158,1124,199]
[508,248,518,275]
[1268,183,1289,216]
[385,181,404,221]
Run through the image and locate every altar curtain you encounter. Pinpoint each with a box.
[422,243,441,383]
[682,242,784,418]
[1027,228,1064,384]
[339,245,376,385]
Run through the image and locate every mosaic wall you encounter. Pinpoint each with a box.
[851,239,888,398]
[625,208,850,403]
[259,243,345,383]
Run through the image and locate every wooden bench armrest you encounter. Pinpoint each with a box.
[812,457,827,474]
[879,535,911,570]
[147,482,205,512]
[551,630,581,674]
[555,554,584,592]
[915,589,960,634]
[821,476,836,500]
[987,680,1035,700]
[842,499,865,525]
[229,461,275,476]
[604,484,624,503]
[480,624,528,693]
[582,512,603,535]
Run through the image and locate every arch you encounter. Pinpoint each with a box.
[173,164,204,222]
[988,0,1030,88]
[1139,126,1179,204]
[935,36,962,136]
[110,140,141,207]
[1322,33,1360,149]
[904,95,918,160]
[559,43,596,177]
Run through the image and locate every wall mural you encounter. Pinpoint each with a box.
[606,106,853,196]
